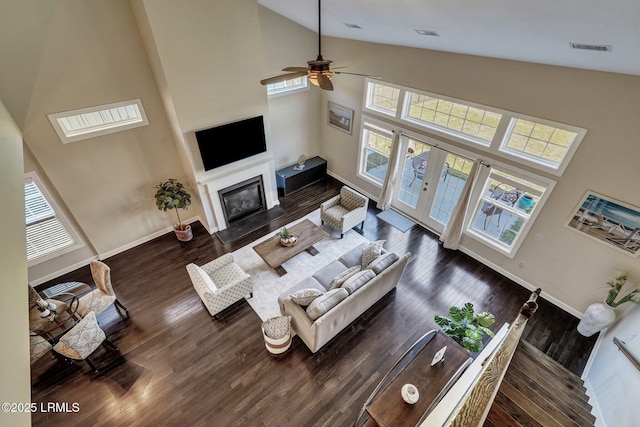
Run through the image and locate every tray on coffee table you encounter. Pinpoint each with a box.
[253,219,329,276]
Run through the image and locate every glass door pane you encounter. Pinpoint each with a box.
[429,154,476,224]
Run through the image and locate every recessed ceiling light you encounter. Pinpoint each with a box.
[344,23,362,29]
[415,29,439,37]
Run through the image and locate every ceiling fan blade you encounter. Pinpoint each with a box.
[282,67,308,72]
[317,73,333,90]
[334,71,380,78]
[260,71,308,86]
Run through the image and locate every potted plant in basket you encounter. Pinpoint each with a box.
[276,226,297,247]
[434,302,496,353]
[154,178,193,241]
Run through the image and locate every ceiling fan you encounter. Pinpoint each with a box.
[259,0,374,91]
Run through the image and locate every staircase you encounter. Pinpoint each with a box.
[485,340,596,427]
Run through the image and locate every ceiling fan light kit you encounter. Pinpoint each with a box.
[260,0,374,91]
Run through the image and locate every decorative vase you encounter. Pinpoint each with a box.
[174,224,193,241]
[280,236,298,247]
[401,384,420,404]
[577,302,616,337]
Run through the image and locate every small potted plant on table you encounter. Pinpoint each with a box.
[154,178,193,241]
[277,226,297,247]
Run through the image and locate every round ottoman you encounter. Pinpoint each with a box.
[262,316,292,356]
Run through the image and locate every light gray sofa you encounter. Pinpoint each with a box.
[277,242,411,353]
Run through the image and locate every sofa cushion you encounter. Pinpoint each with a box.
[338,243,368,268]
[328,265,362,290]
[367,252,400,274]
[342,269,376,294]
[361,240,386,268]
[306,288,349,320]
[290,288,324,306]
[313,260,350,289]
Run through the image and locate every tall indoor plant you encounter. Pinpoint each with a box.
[154,178,193,241]
[434,302,496,353]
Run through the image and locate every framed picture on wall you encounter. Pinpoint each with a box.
[327,102,353,134]
[565,190,640,257]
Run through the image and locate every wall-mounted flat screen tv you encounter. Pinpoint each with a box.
[195,115,267,171]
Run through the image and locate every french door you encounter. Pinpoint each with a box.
[393,135,475,233]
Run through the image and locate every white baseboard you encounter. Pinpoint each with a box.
[458,246,583,319]
[99,216,201,259]
[583,377,606,427]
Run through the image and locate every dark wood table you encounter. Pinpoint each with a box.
[252,219,329,276]
[362,330,472,427]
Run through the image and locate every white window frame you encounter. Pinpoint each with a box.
[465,163,556,257]
[47,98,149,144]
[356,116,396,186]
[362,78,586,177]
[266,76,309,97]
[25,172,84,265]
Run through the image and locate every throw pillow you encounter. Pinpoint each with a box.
[262,316,291,340]
[306,288,349,321]
[289,288,324,306]
[342,269,376,294]
[361,240,386,268]
[367,252,400,274]
[328,265,362,290]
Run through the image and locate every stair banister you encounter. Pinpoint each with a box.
[446,288,541,427]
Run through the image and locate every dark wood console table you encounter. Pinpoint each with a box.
[356,330,472,427]
[276,156,327,196]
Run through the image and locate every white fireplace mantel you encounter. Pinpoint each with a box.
[197,156,279,233]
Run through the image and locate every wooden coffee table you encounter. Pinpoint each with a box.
[253,219,329,276]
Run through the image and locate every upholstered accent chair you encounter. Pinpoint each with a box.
[52,311,119,374]
[320,186,369,238]
[30,332,53,365]
[186,253,253,319]
[77,260,128,319]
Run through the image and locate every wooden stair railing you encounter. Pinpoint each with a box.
[446,288,541,427]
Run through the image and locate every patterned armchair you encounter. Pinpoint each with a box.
[186,253,253,319]
[320,186,369,238]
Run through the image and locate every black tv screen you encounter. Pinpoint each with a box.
[195,115,267,171]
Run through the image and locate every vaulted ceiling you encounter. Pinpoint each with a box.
[258,0,640,76]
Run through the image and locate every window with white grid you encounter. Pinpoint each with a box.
[364,81,401,117]
[25,173,83,264]
[47,99,148,143]
[266,76,308,96]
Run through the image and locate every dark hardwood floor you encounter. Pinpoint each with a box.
[31,175,596,426]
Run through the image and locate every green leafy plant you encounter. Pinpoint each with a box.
[276,226,291,239]
[434,303,496,353]
[605,270,640,307]
[154,178,192,230]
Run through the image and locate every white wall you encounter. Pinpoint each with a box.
[584,305,640,427]
[0,100,30,427]
[316,36,640,315]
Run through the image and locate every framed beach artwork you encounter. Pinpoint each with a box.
[328,102,353,134]
[565,191,640,257]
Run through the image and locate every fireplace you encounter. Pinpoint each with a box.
[218,176,266,225]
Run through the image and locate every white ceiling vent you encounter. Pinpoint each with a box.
[569,42,611,52]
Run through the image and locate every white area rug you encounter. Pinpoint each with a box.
[234,209,369,321]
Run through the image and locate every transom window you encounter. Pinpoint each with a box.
[501,118,580,168]
[362,79,586,176]
[266,76,308,96]
[48,99,148,144]
[404,92,502,145]
[365,82,401,117]
[25,173,83,264]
